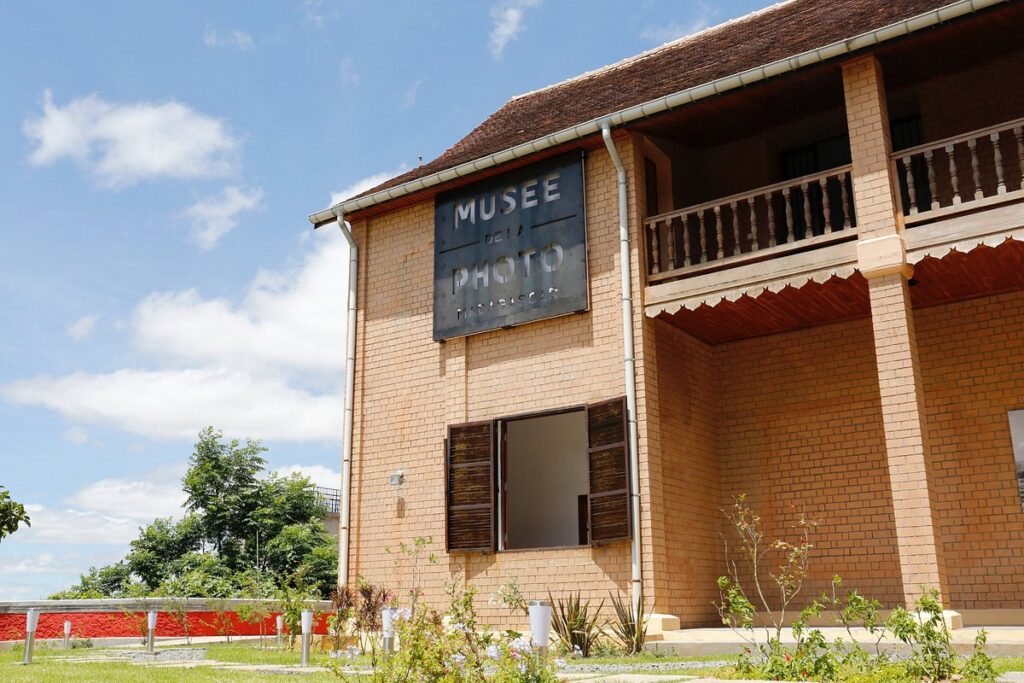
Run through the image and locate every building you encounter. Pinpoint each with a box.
[308,0,1024,629]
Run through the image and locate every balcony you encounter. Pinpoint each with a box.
[894,117,1024,224]
[644,166,856,284]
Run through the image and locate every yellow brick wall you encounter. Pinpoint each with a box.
[647,320,722,625]
[715,317,905,607]
[346,136,650,628]
[916,289,1024,609]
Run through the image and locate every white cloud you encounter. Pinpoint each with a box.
[24,90,239,187]
[66,314,99,342]
[275,464,341,490]
[17,504,140,545]
[640,3,717,44]
[133,235,346,374]
[0,553,59,574]
[489,0,541,60]
[203,25,253,50]
[2,368,342,442]
[330,167,408,206]
[184,185,264,250]
[64,426,89,444]
[2,227,347,444]
[339,57,361,86]
[401,80,423,110]
[67,477,186,522]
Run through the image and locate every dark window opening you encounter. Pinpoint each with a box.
[501,410,589,550]
[444,397,630,553]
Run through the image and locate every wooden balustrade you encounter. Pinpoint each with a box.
[894,117,1024,221]
[644,166,855,281]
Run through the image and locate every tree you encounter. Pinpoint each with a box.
[49,562,135,599]
[129,515,203,590]
[183,427,268,566]
[52,427,338,600]
[0,486,30,544]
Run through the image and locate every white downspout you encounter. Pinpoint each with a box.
[333,207,358,588]
[601,122,643,613]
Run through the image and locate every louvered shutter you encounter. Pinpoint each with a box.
[587,397,631,544]
[445,421,495,552]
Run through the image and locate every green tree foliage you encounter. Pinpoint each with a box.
[51,427,338,599]
[0,486,31,543]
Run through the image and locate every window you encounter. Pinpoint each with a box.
[445,398,631,552]
[1009,410,1024,510]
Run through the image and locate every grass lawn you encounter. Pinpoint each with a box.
[3,642,1024,681]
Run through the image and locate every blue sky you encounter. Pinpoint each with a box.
[0,0,766,599]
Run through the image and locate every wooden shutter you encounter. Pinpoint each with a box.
[587,397,631,544]
[445,421,495,552]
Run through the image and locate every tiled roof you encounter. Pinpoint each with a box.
[351,0,958,204]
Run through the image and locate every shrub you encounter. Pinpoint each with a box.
[548,591,604,657]
[609,591,648,655]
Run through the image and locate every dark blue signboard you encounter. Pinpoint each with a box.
[433,153,588,341]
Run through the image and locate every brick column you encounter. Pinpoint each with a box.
[844,55,948,605]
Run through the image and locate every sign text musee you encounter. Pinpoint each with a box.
[433,153,588,340]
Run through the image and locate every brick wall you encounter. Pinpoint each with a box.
[916,289,1024,609]
[715,317,905,607]
[347,136,649,627]
[648,320,722,626]
[917,52,1024,143]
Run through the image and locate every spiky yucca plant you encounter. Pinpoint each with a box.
[548,591,605,657]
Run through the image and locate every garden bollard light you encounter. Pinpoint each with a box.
[300,609,313,666]
[63,620,72,650]
[276,614,284,649]
[528,600,552,652]
[147,611,157,654]
[23,609,39,664]
[382,607,397,653]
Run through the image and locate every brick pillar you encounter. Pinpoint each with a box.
[844,55,948,605]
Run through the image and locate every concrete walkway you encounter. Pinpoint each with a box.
[650,626,1024,657]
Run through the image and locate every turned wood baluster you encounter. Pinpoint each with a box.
[992,132,1006,195]
[924,150,939,211]
[1015,127,1024,191]
[946,143,961,205]
[681,215,692,267]
[782,187,794,244]
[901,156,918,215]
[819,177,832,232]
[746,197,758,252]
[840,173,851,229]
[801,182,813,238]
[766,192,777,247]
[713,205,724,260]
[675,216,689,268]
[968,137,983,200]
[648,221,660,274]
[730,201,741,256]
[665,218,677,271]
[697,210,708,264]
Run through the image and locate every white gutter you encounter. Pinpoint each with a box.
[308,0,1002,227]
[601,123,643,613]
[333,207,358,589]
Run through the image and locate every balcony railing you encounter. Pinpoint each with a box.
[644,165,856,282]
[315,486,341,514]
[894,117,1024,222]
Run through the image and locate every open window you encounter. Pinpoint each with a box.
[444,397,631,553]
[1009,410,1024,511]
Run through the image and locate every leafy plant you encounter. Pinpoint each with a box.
[548,591,604,657]
[202,598,236,643]
[609,591,648,655]
[164,597,193,645]
[328,585,356,652]
[491,577,530,618]
[0,485,31,544]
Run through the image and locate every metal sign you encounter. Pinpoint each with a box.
[433,153,588,341]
